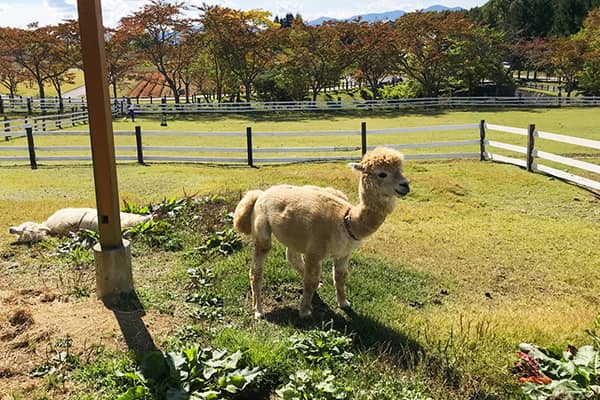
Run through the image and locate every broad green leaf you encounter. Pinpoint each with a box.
[166,387,189,400]
[573,345,597,367]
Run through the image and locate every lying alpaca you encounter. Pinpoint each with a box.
[233,148,410,319]
[9,208,151,244]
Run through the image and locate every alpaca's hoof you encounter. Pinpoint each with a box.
[254,310,264,320]
[299,309,312,319]
[339,300,352,310]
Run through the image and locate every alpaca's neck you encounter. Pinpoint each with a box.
[348,190,396,240]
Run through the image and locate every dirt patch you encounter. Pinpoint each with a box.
[0,288,175,398]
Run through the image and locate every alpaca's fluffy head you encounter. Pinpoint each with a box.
[8,222,51,244]
[350,147,410,199]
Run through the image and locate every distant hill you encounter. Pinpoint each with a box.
[308,5,464,25]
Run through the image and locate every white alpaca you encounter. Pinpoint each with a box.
[9,208,151,244]
[233,148,410,319]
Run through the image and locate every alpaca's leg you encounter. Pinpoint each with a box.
[286,248,304,277]
[333,256,351,309]
[299,253,322,318]
[251,217,271,319]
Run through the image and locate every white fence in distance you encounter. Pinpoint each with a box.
[1,121,598,193]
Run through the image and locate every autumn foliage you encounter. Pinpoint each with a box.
[0,2,600,100]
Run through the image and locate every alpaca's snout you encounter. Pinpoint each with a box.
[8,227,21,234]
[395,181,410,196]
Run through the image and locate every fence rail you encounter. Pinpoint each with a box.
[482,123,600,192]
[1,120,598,193]
[3,95,600,116]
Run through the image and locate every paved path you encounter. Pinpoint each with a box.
[63,85,86,98]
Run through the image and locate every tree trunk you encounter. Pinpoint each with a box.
[112,81,118,99]
[37,78,45,99]
[244,83,251,102]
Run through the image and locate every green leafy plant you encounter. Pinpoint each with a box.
[117,347,263,400]
[186,267,215,289]
[514,315,600,399]
[121,199,151,216]
[276,369,350,400]
[289,327,354,366]
[196,228,242,257]
[30,336,80,393]
[57,229,99,253]
[151,196,186,219]
[125,220,183,251]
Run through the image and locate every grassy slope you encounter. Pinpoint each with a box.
[0,108,599,398]
[7,69,85,98]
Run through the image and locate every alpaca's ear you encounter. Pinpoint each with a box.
[348,162,364,172]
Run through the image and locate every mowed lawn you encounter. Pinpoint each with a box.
[0,107,599,399]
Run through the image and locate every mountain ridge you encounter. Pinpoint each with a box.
[308,4,464,25]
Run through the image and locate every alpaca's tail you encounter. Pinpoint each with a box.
[233,190,263,235]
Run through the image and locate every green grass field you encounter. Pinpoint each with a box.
[0,108,599,399]
[8,69,85,98]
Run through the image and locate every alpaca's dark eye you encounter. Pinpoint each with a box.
[378,172,388,178]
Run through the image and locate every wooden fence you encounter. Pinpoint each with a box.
[3,96,600,116]
[1,121,598,193]
[129,96,600,114]
[482,123,600,191]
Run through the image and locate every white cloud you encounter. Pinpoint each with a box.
[0,0,487,28]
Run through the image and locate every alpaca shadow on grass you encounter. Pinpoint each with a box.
[102,291,157,353]
[264,293,424,370]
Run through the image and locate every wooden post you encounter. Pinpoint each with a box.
[479,119,486,161]
[26,97,32,114]
[4,116,9,141]
[361,121,367,156]
[77,0,133,300]
[246,126,253,167]
[135,126,144,165]
[26,127,37,170]
[526,124,536,172]
[0,96,3,114]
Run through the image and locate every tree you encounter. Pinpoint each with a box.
[47,20,81,109]
[121,0,192,103]
[0,24,56,98]
[284,20,353,101]
[450,26,511,96]
[548,36,586,96]
[577,7,600,95]
[394,12,474,97]
[350,21,399,99]
[105,26,138,99]
[0,56,28,96]
[199,5,281,102]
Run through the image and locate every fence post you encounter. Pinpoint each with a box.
[526,123,536,172]
[4,116,9,141]
[361,121,367,156]
[246,126,254,167]
[27,97,32,114]
[160,96,167,126]
[479,119,486,161]
[26,126,37,170]
[135,125,144,165]
[0,96,3,114]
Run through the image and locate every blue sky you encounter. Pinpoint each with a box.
[0,0,488,28]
